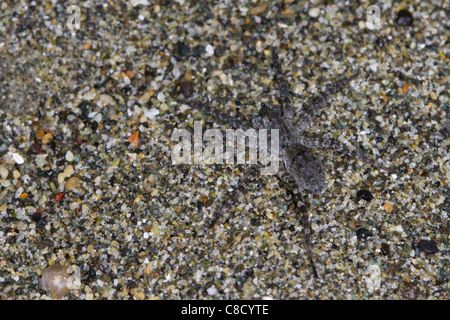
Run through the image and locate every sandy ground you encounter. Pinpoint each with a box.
[0,0,448,299]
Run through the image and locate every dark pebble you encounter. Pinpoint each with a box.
[180,80,194,98]
[214,45,225,57]
[29,143,42,155]
[31,212,41,222]
[402,282,419,300]
[357,190,374,201]
[77,100,91,119]
[381,242,390,255]
[38,238,53,249]
[90,120,98,132]
[417,239,438,254]
[376,37,385,48]
[137,85,147,96]
[193,45,205,57]
[250,218,260,226]
[145,65,157,77]
[356,228,372,240]
[177,41,191,57]
[388,135,396,144]
[234,274,248,287]
[121,85,132,96]
[396,9,413,27]
[386,264,398,276]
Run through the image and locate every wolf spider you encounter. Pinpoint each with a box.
[178,48,394,277]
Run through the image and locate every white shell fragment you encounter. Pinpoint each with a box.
[131,0,149,7]
[11,152,25,164]
[40,264,71,299]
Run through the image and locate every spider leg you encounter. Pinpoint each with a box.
[294,192,318,278]
[177,99,252,130]
[208,165,260,230]
[296,136,396,173]
[271,48,295,120]
[277,170,318,278]
[296,71,360,132]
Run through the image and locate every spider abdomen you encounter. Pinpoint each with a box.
[282,145,326,194]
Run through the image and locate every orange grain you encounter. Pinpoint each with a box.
[383,203,393,213]
[125,70,134,79]
[402,84,409,94]
[36,129,45,140]
[128,131,139,146]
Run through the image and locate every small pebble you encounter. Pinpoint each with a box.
[180,80,194,98]
[29,143,43,155]
[42,133,53,144]
[144,108,160,119]
[128,131,139,146]
[357,190,374,201]
[172,67,181,79]
[396,9,413,27]
[58,165,74,184]
[381,243,390,255]
[36,129,45,140]
[248,3,267,16]
[55,192,65,202]
[402,243,412,257]
[65,150,74,162]
[402,282,419,300]
[82,204,90,215]
[383,203,394,213]
[11,152,24,164]
[193,45,205,57]
[177,41,190,57]
[130,0,149,7]
[131,287,146,300]
[376,37,385,48]
[145,65,157,77]
[40,264,71,299]
[207,286,218,296]
[0,167,8,179]
[13,170,20,180]
[308,8,320,18]
[157,91,165,102]
[417,239,438,254]
[205,44,214,56]
[65,176,79,191]
[356,228,372,240]
[99,94,114,107]
[358,21,366,30]
[124,70,134,79]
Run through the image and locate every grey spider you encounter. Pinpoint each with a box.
[177,47,394,277]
